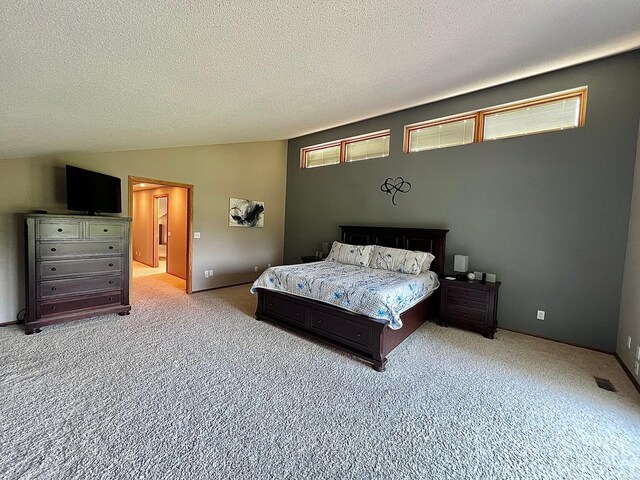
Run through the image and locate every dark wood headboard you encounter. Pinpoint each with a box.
[340,226,448,276]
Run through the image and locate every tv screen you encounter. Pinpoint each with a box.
[66,165,122,215]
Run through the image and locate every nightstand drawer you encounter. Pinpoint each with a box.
[447,296,487,312]
[445,305,487,323]
[446,285,489,302]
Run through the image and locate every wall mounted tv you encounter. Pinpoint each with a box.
[66,165,122,216]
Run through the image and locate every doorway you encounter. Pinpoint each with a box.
[153,194,168,271]
[129,176,194,294]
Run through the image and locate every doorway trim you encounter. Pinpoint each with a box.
[129,176,194,294]
[153,194,169,269]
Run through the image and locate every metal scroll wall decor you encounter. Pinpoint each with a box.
[380,177,411,205]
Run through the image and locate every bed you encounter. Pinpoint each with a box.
[252,226,448,371]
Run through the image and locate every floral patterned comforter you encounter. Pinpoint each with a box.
[250,261,439,330]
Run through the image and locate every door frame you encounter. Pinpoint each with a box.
[153,194,169,269]
[129,176,194,294]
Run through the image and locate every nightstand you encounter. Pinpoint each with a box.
[439,277,501,338]
[301,255,322,263]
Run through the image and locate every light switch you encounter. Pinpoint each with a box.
[194,232,201,239]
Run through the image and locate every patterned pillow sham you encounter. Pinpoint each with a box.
[325,241,374,267]
[369,246,435,275]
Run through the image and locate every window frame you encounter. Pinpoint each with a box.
[403,86,588,153]
[301,129,391,168]
[403,113,478,153]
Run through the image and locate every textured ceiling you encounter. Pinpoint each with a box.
[1,0,640,159]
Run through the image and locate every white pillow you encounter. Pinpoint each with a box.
[325,241,374,267]
[420,251,436,272]
[369,246,434,275]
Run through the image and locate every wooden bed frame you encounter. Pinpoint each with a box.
[255,226,448,371]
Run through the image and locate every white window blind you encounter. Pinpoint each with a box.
[345,135,390,162]
[483,97,581,141]
[304,145,340,168]
[408,118,475,152]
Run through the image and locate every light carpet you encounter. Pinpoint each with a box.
[1,274,639,479]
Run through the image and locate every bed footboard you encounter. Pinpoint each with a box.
[255,289,435,371]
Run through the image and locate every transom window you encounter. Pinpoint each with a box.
[301,130,390,168]
[404,87,587,153]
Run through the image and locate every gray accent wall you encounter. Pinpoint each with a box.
[617,122,640,380]
[284,50,640,352]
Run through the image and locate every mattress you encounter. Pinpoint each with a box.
[250,260,439,329]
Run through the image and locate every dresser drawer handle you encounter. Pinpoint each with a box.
[108,263,114,267]
[317,319,322,324]
[51,287,57,291]
[51,306,56,311]
[109,280,114,285]
[51,248,57,252]
[108,297,113,302]
[103,228,109,232]
[57,228,63,232]
[51,267,57,272]
[268,303,273,307]
[464,290,469,295]
[356,331,362,337]
[108,246,114,250]
[296,312,300,316]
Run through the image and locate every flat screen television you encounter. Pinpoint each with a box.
[66,165,122,215]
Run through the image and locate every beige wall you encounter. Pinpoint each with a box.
[617,124,640,381]
[132,186,188,279]
[0,140,287,324]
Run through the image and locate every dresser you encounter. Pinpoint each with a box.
[439,277,501,338]
[24,214,132,334]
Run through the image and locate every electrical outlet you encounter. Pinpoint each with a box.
[254,266,258,272]
[536,310,545,321]
[268,263,272,268]
[636,345,640,360]
[204,270,209,278]
[635,361,639,376]
[629,336,633,349]
[209,269,213,277]
[194,232,201,239]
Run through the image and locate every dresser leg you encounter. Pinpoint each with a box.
[118,311,130,316]
[372,359,387,372]
[25,328,42,335]
[483,332,495,339]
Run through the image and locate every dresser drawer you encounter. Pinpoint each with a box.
[37,291,122,318]
[38,241,123,259]
[37,220,81,239]
[39,275,122,299]
[310,309,372,348]
[263,292,307,327]
[39,257,122,279]
[86,222,124,238]
[446,285,489,302]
